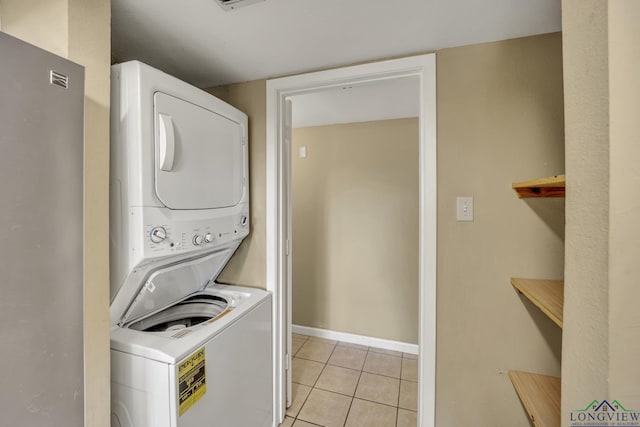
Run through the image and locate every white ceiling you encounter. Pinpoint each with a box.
[291,77,419,128]
[111,0,561,89]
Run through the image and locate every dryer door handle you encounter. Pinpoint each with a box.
[158,113,175,172]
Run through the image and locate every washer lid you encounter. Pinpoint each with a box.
[119,248,234,326]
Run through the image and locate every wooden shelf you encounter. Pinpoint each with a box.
[511,278,564,328]
[509,370,561,427]
[512,175,565,198]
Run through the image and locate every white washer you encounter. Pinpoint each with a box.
[109,61,272,427]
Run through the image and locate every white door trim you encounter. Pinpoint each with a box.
[266,53,437,427]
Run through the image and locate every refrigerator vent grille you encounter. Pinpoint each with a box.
[50,71,68,89]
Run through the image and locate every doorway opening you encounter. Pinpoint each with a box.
[266,54,437,427]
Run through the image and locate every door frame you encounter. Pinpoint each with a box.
[266,53,437,427]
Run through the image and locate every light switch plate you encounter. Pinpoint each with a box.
[299,146,307,158]
[457,197,474,221]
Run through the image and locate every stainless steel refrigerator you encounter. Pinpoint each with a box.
[0,31,84,426]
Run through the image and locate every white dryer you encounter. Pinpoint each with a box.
[109,61,272,427]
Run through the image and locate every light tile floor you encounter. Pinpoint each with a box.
[280,334,418,427]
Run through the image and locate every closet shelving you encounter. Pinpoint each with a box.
[508,371,561,427]
[512,174,565,198]
[508,174,565,427]
[510,278,563,328]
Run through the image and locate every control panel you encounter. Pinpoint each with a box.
[136,209,250,260]
[150,226,167,243]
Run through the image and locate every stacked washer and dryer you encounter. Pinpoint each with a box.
[109,61,272,427]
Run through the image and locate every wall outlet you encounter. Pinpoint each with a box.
[456,197,474,221]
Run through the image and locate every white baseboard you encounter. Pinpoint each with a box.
[292,324,419,355]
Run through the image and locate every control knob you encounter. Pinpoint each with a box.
[150,226,167,243]
[193,234,204,246]
[204,233,214,243]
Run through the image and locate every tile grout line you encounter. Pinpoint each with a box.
[288,338,319,422]
[341,351,366,427]
[324,363,411,383]
[291,337,416,427]
[291,334,310,358]
[396,367,402,410]
[295,342,339,426]
[346,395,402,409]
[362,349,404,380]
[288,335,311,425]
[295,358,327,423]
[321,342,353,427]
[397,354,405,427]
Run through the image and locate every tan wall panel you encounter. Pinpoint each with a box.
[68,0,111,426]
[608,0,640,411]
[0,0,68,57]
[435,33,565,425]
[207,80,268,288]
[561,2,610,423]
[291,119,419,344]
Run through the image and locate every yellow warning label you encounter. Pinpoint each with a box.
[178,347,206,416]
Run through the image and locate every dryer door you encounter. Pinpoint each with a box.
[154,92,246,210]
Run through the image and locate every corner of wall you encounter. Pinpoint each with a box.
[68,1,112,426]
[206,80,268,289]
[561,1,611,425]
[608,0,640,410]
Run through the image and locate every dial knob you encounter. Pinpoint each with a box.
[150,227,167,243]
[193,234,204,246]
[204,233,214,243]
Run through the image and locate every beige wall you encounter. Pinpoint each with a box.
[207,81,268,288]
[608,0,640,408]
[0,1,111,426]
[0,0,68,57]
[561,0,610,421]
[561,1,640,423]
[68,1,111,425]
[291,119,419,344]
[209,32,565,425]
[436,33,565,425]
